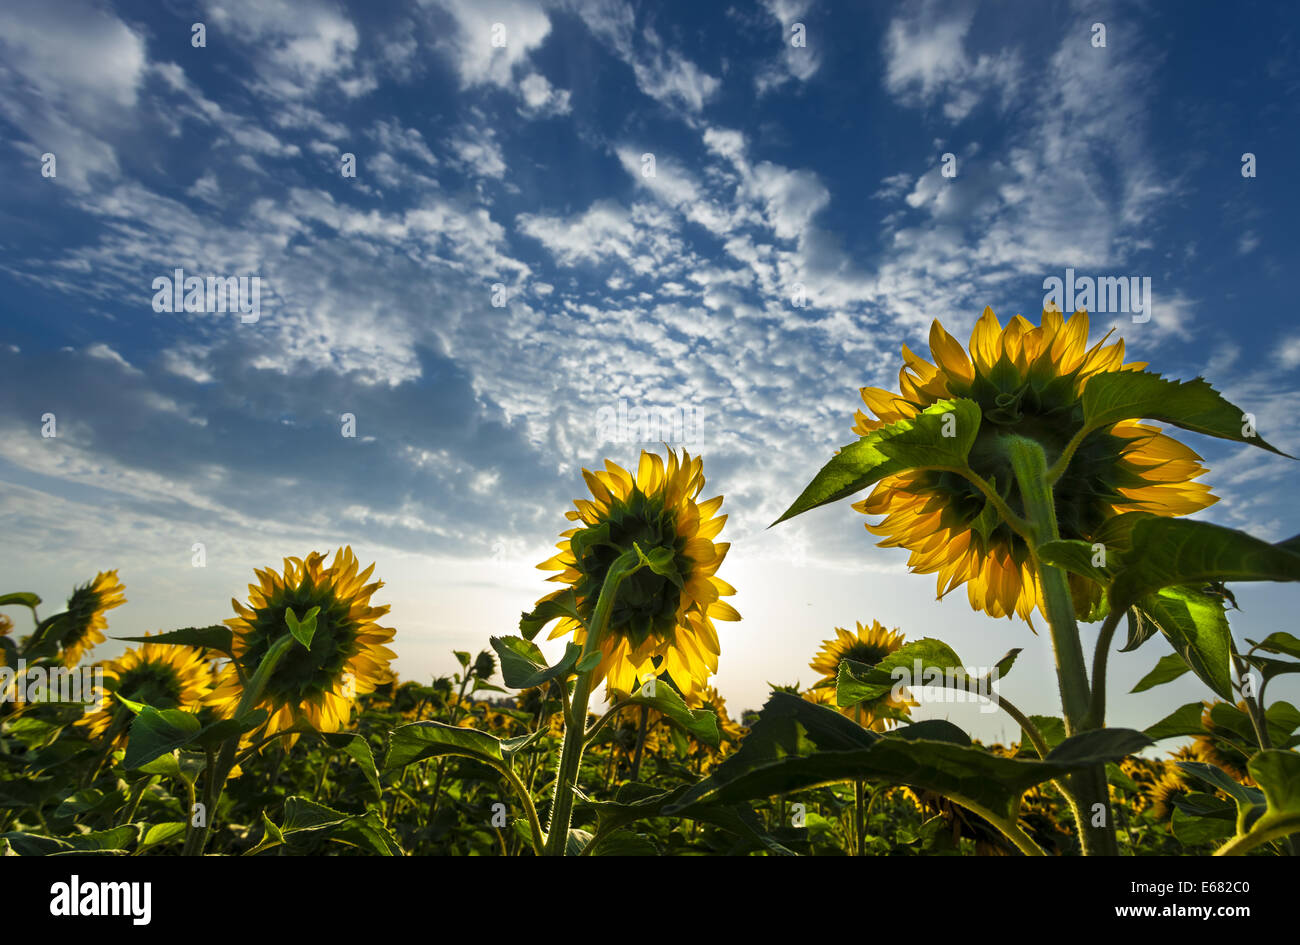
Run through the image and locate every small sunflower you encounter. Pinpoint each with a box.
[851,308,1216,620]
[60,571,126,667]
[689,683,746,742]
[534,449,739,699]
[1146,768,1192,822]
[807,620,912,730]
[79,637,213,744]
[206,547,396,738]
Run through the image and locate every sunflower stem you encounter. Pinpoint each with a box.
[184,632,297,856]
[542,550,642,856]
[1007,436,1117,857]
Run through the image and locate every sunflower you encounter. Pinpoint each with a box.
[79,637,213,744]
[850,308,1216,621]
[1146,768,1192,822]
[534,449,739,699]
[206,547,396,739]
[689,683,746,742]
[59,571,126,667]
[807,620,912,731]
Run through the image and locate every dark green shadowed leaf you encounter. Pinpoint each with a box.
[491,635,582,689]
[123,706,203,770]
[665,693,1146,831]
[115,625,233,655]
[518,589,582,641]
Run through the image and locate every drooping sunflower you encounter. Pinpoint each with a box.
[206,547,396,739]
[60,571,126,667]
[806,619,912,731]
[1146,768,1192,822]
[79,637,213,744]
[534,450,739,700]
[851,308,1216,621]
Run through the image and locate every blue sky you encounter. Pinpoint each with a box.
[1,0,1297,740]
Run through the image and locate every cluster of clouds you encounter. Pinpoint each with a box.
[1,0,1294,612]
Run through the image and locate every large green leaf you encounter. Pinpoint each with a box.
[319,732,383,800]
[664,693,1148,831]
[1133,586,1234,699]
[623,679,721,747]
[1080,370,1287,455]
[490,635,581,689]
[122,705,202,770]
[518,589,582,641]
[1110,518,1300,612]
[836,637,966,707]
[774,399,981,525]
[383,720,505,772]
[273,796,401,856]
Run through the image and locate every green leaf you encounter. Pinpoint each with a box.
[1080,370,1288,456]
[319,732,382,800]
[1119,606,1158,653]
[115,625,233,655]
[665,693,1146,832]
[576,652,602,673]
[1143,702,1206,740]
[1131,652,1192,693]
[1244,749,1300,836]
[626,678,721,747]
[1133,586,1234,699]
[990,648,1023,681]
[276,796,401,856]
[383,720,505,772]
[123,706,203,770]
[836,637,966,707]
[774,399,981,525]
[1241,653,1300,683]
[1037,539,1108,585]
[589,831,660,855]
[137,821,187,853]
[0,592,41,610]
[1248,631,1300,660]
[490,635,581,689]
[1110,518,1300,613]
[285,606,318,649]
[1178,762,1265,832]
[518,589,582,642]
[633,543,682,589]
[1172,802,1235,846]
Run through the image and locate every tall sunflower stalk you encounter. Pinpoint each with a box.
[777,306,1281,856]
[525,450,739,855]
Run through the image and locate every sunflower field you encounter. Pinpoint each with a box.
[3,308,1298,858]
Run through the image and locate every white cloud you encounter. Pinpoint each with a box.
[518,72,573,117]
[426,0,553,88]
